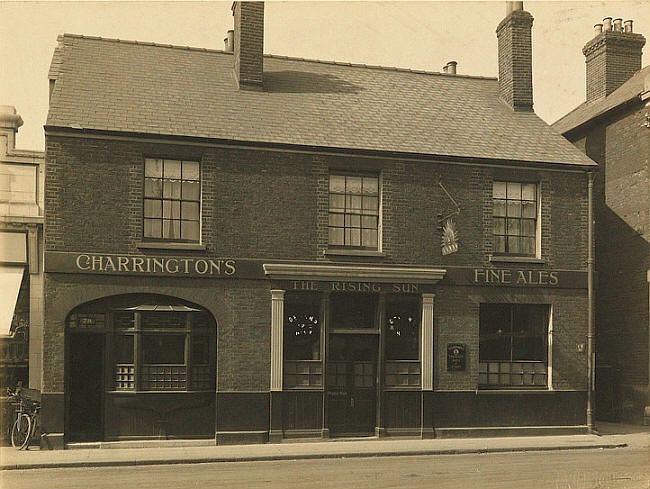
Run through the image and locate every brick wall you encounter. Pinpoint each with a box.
[567,103,649,421]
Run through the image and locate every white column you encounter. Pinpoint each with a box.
[421,293,435,391]
[270,289,285,392]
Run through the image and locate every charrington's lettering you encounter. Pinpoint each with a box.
[75,254,236,276]
[473,268,559,286]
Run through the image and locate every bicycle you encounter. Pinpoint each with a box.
[7,386,40,450]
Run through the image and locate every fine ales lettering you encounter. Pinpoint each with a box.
[473,268,559,286]
[291,280,419,293]
[75,254,236,276]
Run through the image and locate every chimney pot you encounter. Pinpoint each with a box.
[442,65,448,73]
[446,61,457,75]
[506,2,523,15]
[624,20,633,33]
[603,17,613,31]
[224,30,234,52]
[613,18,623,31]
[593,24,603,36]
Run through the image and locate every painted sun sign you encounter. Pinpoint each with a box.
[441,219,459,255]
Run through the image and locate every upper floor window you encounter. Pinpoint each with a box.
[493,181,537,256]
[328,174,379,250]
[143,159,200,243]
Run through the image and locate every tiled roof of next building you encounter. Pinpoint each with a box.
[46,34,596,168]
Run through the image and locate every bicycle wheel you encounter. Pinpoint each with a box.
[11,414,32,450]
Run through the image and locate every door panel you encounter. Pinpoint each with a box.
[327,334,377,436]
[68,333,104,442]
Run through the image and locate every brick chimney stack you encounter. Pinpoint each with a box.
[496,2,534,111]
[583,17,645,102]
[232,1,264,91]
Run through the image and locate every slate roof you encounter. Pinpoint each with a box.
[553,65,650,135]
[47,34,596,168]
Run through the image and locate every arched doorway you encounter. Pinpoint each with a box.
[66,294,216,442]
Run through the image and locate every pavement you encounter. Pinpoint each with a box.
[1,422,648,471]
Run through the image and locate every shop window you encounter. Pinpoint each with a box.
[479,304,549,388]
[493,181,538,256]
[68,298,215,392]
[283,292,322,389]
[384,296,420,387]
[143,158,200,243]
[330,293,377,330]
[328,173,379,250]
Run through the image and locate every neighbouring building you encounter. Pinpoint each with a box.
[0,105,45,441]
[553,16,649,425]
[40,2,597,448]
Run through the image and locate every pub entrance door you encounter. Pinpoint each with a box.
[67,332,104,442]
[326,334,378,436]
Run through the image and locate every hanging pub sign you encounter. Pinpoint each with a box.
[441,218,459,256]
[447,343,466,371]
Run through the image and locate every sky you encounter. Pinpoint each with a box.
[1,1,648,152]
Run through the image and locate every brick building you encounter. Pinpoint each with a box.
[40,2,597,448]
[553,17,649,424]
[0,105,45,441]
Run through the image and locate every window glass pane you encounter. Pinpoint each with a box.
[163,200,181,219]
[507,201,522,218]
[182,181,200,201]
[144,178,162,198]
[330,293,377,329]
[495,235,506,253]
[507,218,520,235]
[493,199,506,217]
[361,215,377,229]
[142,335,185,364]
[284,292,321,360]
[507,236,520,253]
[522,183,536,201]
[115,335,134,363]
[522,201,536,218]
[144,199,162,218]
[329,214,344,227]
[506,182,521,199]
[181,201,199,220]
[493,217,505,235]
[329,227,344,245]
[329,175,345,193]
[493,182,506,199]
[347,176,362,194]
[349,195,362,212]
[164,180,182,199]
[521,219,535,237]
[349,228,361,246]
[362,196,378,212]
[181,220,200,241]
[385,297,420,360]
[182,161,200,181]
[364,229,378,248]
[330,194,345,211]
[346,214,360,228]
[164,160,182,179]
[362,177,378,195]
[521,237,535,255]
[144,218,162,238]
[163,220,181,240]
[145,159,163,178]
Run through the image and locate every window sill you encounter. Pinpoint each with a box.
[136,242,206,251]
[489,255,545,264]
[476,388,553,395]
[324,249,385,258]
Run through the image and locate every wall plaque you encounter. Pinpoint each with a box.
[447,343,466,371]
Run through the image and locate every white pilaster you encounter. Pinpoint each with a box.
[270,289,285,391]
[421,293,435,391]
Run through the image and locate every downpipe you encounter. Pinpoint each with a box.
[587,171,595,433]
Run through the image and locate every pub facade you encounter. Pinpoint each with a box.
[40,2,598,448]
